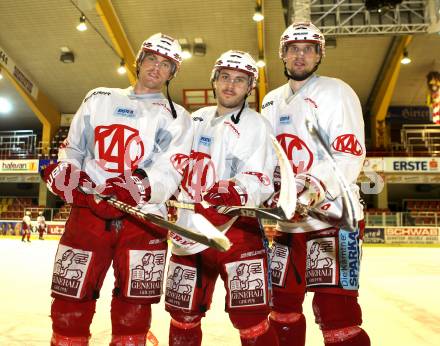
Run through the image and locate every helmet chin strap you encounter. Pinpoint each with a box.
[231,94,248,125]
[165,80,177,119]
[211,81,217,99]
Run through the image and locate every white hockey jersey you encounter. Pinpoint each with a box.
[171,106,275,255]
[37,215,46,227]
[22,215,31,228]
[261,75,366,232]
[58,86,193,217]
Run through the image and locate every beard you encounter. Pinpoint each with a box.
[286,69,315,81]
[284,60,321,81]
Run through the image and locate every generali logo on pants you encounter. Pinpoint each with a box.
[165,262,197,309]
[305,238,336,287]
[127,250,166,298]
[51,244,92,299]
[226,259,266,308]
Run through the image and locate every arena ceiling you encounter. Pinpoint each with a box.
[0,0,439,134]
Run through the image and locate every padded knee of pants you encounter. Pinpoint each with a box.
[51,299,96,337]
[229,312,269,330]
[312,292,362,330]
[111,297,151,335]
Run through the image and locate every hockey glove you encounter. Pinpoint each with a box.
[86,181,125,220]
[203,180,248,207]
[105,169,151,208]
[194,180,248,227]
[42,162,94,206]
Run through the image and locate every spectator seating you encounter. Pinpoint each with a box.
[53,204,71,221]
[0,197,44,220]
[404,199,440,211]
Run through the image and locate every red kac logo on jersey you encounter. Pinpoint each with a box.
[331,134,363,156]
[276,134,313,174]
[95,125,145,173]
[181,151,216,202]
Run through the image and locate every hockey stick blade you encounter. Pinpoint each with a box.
[270,134,297,220]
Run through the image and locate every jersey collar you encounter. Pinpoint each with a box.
[125,86,165,100]
[284,74,319,103]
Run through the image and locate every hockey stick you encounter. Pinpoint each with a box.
[303,110,358,232]
[79,187,231,252]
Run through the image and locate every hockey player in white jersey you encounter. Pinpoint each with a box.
[164,51,278,346]
[41,33,193,346]
[21,210,32,242]
[261,22,370,346]
[37,211,46,240]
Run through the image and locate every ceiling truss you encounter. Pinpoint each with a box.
[284,0,439,35]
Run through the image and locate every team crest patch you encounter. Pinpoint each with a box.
[127,250,166,298]
[279,115,291,124]
[114,106,135,117]
[165,261,197,309]
[226,259,266,308]
[332,134,363,156]
[198,135,213,147]
[306,237,337,287]
[270,243,289,287]
[51,244,93,299]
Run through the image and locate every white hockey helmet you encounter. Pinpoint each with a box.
[25,211,31,216]
[38,211,43,216]
[211,50,259,88]
[279,22,325,59]
[135,33,183,77]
